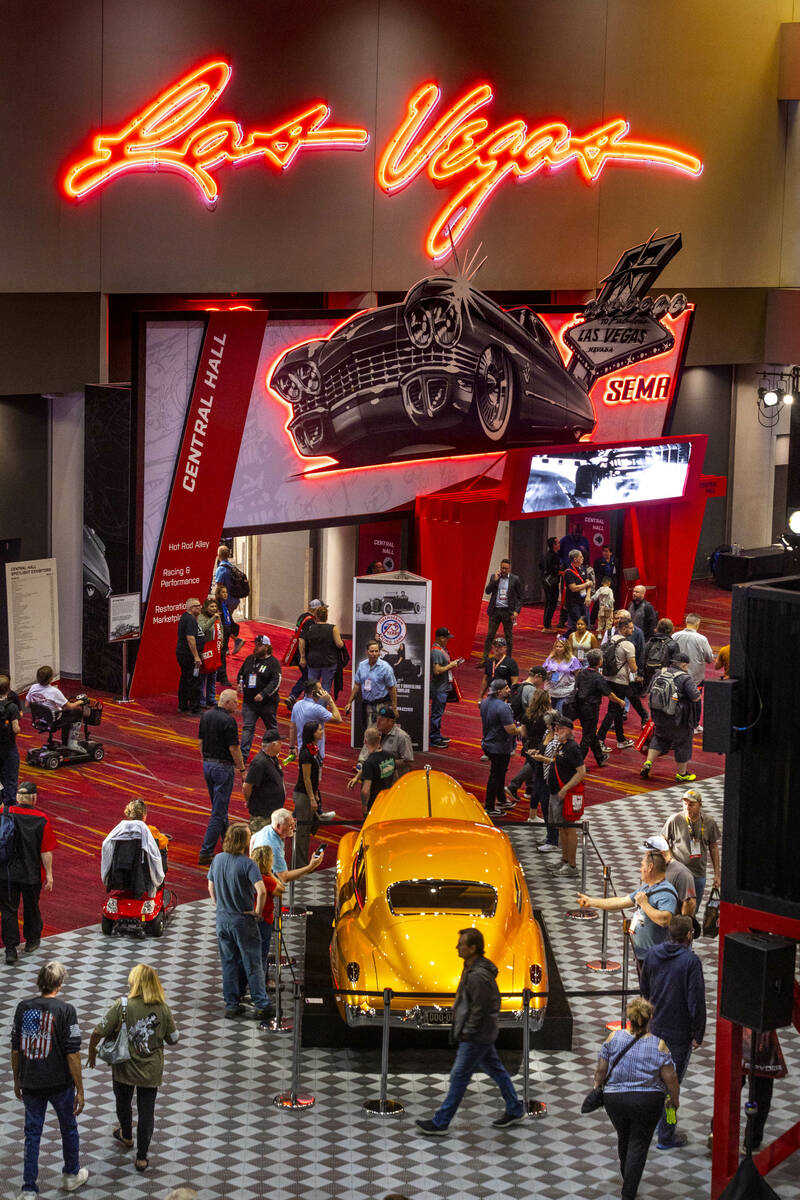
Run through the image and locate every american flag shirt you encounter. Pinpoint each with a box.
[11,998,80,1093]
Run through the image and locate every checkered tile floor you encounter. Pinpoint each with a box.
[2,773,799,1200]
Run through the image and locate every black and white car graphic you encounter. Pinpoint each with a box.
[268,276,596,466]
[361,591,421,616]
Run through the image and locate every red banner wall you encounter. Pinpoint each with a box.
[130,311,267,698]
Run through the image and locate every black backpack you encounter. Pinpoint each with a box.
[601,635,626,678]
[645,635,673,673]
[509,683,527,721]
[225,563,250,600]
[0,801,17,868]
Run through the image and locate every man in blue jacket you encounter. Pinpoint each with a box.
[415,928,523,1134]
[640,914,706,1151]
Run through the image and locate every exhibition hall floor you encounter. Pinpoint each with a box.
[3,777,799,1200]
[10,583,731,937]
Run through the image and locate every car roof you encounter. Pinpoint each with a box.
[363,768,493,827]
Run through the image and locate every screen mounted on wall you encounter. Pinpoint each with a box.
[522,441,692,515]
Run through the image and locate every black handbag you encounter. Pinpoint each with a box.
[581,1032,642,1114]
[702,886,720,938]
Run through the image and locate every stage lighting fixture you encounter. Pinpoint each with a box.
[789,509,800,536]
[764,389,779,406]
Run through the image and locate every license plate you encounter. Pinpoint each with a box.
[426,1008,453,1025]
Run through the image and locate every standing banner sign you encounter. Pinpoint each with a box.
[130,311,267,698]
[351,571,431,752]
[6,559,59,691]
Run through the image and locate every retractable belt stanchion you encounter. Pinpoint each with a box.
[566,821,597,921]
[521,988,547,1119]
[286,825,311,918]
[268,904,293,1033]
[587,866,621,973]
[362,989,404,1117]
[606,917,631,1030]
[273,981,315,1109]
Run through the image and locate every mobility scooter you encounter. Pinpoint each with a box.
[26,695,104,770]
[101,822,177,938]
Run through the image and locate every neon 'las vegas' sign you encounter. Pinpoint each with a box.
[63,60,703,261]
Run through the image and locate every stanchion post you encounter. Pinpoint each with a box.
[605,917,632,1031]
[587,866,621,973]
[268,905,293,1032]
[286,826,311,918]
[273,981,315,1108]
[362,989,404,1116]
[115,641,134,704]
[521,988,547,1119]
[566,822,598,921]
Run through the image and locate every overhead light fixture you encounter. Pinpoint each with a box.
[789,509,800,536]
[763,389,779,407]
[756,366,799,426]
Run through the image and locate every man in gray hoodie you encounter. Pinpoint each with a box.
[415,928,524,1134]
[640,914,706,1151]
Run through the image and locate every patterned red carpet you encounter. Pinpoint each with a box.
[12,581,730,938]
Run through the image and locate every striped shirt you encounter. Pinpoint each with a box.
[599,1030,673,1094]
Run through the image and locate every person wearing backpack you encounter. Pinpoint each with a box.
[0,673,22,798]
[0,781,57,964]
[596,617,639,751]
[641,652,701,784]
[642,618,679,687]
[285,600,322,709]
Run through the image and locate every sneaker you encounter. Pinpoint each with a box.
[599,743,611,753]
[492,1110,525,1127]
[640,761,652,779]
[251,1006,274,1021]
[548,859,568,874]
[233,637,245,654]
[695,724,703,733]
[480,753,489,762]
[675,772,697,783]
[24,941,40,954]
[17,1191,38,1200]
[537,842,559,853]
[557,863,580,878]
[415,1119,448,1136]
[62,1168,89,1192]
[429,738,449,747]
[657,1132,688,1150]
[5,947,18,964]
[318,810,337,821]
[504,786,519,800]
[224,1005,245,1019]
[617,738,636,749]
[596,753,610,767]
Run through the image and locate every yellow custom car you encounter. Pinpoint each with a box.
[330,767,548,1029]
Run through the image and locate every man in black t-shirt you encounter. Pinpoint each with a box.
[243,730,285,819]
[11,960,87,1195]
[176,597,203,714]
[198,690,246,865]
[359,727,395,817]
[575,650,624,767]
[0,671,21,798]
[532,716,585,878]
[237,634,281,760]
[478,638,519,701]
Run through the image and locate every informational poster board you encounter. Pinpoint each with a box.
[6,559,59,690]
[108,593,141,643]
[351,571,431,752]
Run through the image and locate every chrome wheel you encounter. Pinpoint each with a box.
[474,347,514,440]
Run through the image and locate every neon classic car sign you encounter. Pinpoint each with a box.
[62,60,703,260]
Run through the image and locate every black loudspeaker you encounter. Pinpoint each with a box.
[719,932,796,1031]
[701,678,737,754]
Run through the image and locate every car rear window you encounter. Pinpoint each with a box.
[387,880,497,916]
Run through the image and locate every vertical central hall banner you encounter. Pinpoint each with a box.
[130,311,268,698]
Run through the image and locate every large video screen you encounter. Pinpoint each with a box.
[522,441,692,515]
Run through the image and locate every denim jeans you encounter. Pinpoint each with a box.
[288,664,308,702]
[433,1040,522,1128]
[430,687,448,741]
[258,920,273,972]
[240,700,278,761]
[23,1085,80,1191]
[201,672,216,707]
[216,913,270,1010]
[200,760,234,856]
[656,1041,691,1145]
[307,665,335,693]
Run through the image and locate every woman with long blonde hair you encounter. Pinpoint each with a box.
[87,963,178,1173]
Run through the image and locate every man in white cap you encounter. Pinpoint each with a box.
[641,834,697,919]
[236,635,281,760]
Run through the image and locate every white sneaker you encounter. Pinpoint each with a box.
[537,842,559,853]
[17,1191,38,1200]
[557,863,580,878]
[318,810,337,821]
[548,859,568,873]
[62,1168,89,1192]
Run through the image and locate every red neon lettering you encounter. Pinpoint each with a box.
[377,83,703,260]
[63,60,370,205]
[603,375,672,405]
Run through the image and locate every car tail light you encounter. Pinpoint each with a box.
[106,899,117,914]
[529,963,543,985]
[141,900,156,916]
[346,961,360,983]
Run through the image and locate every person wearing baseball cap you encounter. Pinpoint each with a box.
[430,627,464,748]
[286,602,325,711]
[1,781,57,963]
[242,729,286,820]
[641,835,697,919]
[640,650,701,784]
[531,716,585,877]
[236,634,281,761]
[478,636,519,703]
[478,679,521,815]
[661,790,721,905]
